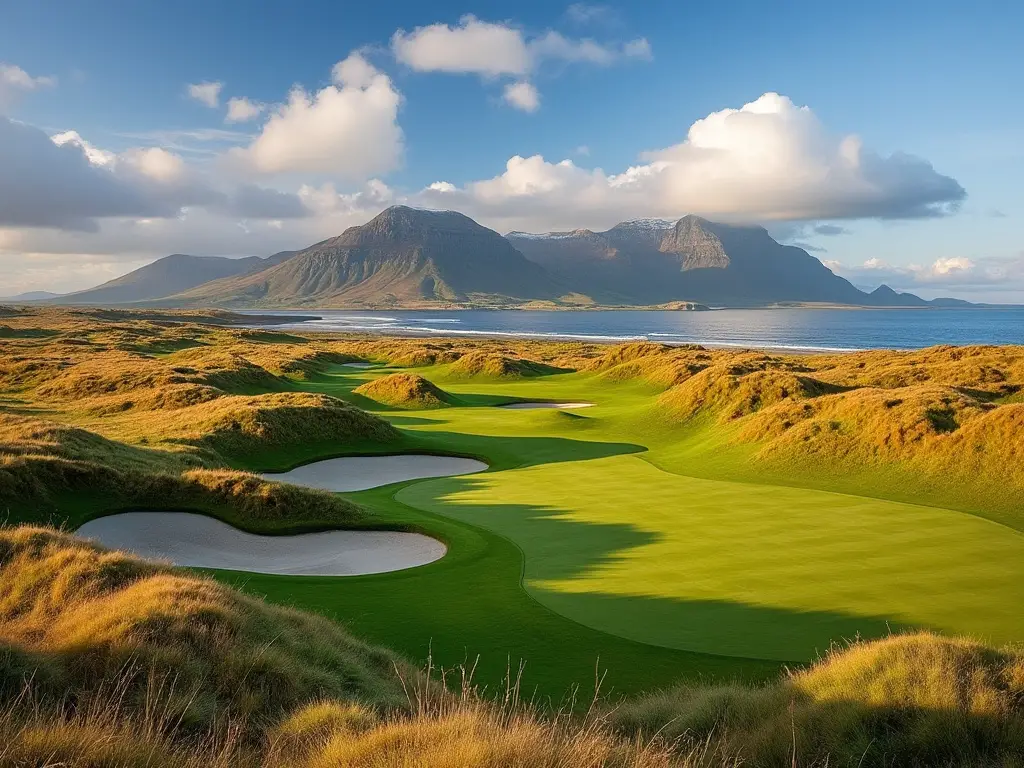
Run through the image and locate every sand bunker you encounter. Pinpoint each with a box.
[265,454,487,492]
[342,362,375,369]
[77,512,446,576]
[500,402,594,410]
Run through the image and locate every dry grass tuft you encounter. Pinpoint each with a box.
[354,373,458,409]
[446,352,569,379]
[0,527,412,732]
[613,632,1024,767]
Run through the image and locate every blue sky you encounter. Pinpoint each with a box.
[1,0,1022,300]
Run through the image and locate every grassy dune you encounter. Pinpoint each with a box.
[1,307,1023,764]
[353,372,460,409]
[0,528,1022,766]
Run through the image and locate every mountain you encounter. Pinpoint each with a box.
[48,252,294,306]
[166,206,561,307]
[508,215,882,306]
[0,291,61,302]
[866,284,929,307]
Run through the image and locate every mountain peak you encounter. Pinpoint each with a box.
[609,218,676,232]
[659,215,731,270]
[871,284,899,295]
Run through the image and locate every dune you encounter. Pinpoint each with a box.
[264,454,487,492]
[77,511,445,575]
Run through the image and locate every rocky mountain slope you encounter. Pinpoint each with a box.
[507,215,881,306]
[166,206,562,307]
[36,208,968,309]
[46,252,295,305]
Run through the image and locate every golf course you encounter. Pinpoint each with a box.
[233,356,1024,678]
[3,307,1024,765]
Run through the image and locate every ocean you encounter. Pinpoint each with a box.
[249,307,1024,352]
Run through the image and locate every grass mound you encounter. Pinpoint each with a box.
[354,373,458,409]
[612,632,1024,766]
[187,392,399,456]
[0,414,364,528]
[658,364,837,421]
[0,527,411,733]
[447,352,568,379]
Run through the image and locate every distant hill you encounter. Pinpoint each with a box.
[45,208,979,309]
[0,291,62,302]
[508,215,906,306]
[166,206,562,307]
[48,252,294,306]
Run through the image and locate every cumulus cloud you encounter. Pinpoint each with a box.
[51,130,116,166]
[224,184,310,219]
[0,118,180,231]
[825,254,1024,295]
[391,16,652,110]
[225,96,264,123]
[0,116,317,237]
[229,53,402,177]
[392,16,652,75]
[414,93,966,233]
[503,81,540,112]
[187,81,223,108]
[0,63,56,110]
[392,17,531,76]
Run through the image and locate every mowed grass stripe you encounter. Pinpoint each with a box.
[399,454,1024,661]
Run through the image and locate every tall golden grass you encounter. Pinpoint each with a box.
[1,526,1022,766]
[354,373,458,409]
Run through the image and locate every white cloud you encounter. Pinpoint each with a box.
[391,16,653,110]
[331,53,383,88]
[427,181,457,193]
[503,81,540,112]
[298,179,393,216]
[528,31,650,65]
[0,118,180,230]
[225,96,264,123]
[187,81,223,108]
[392,16,652,75]
[229,52,402,178]
[51,130,116,166]
[826,254,1024,296]
[565,4,617,26]
[414,92,965,233]
[121,147,185,182]
[0,63,56,110]
[622,38,653,60]
[392,16,531,76]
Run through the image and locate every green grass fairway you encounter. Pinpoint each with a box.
[59,357,1024,698]
[400,454,1024,660]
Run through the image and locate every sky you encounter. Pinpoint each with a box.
[1,0,1022,301]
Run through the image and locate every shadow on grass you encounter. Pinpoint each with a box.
[404,475,921,663]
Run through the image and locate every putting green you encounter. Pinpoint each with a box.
[398,447,1024,662]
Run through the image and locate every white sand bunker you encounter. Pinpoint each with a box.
[265,455,487,492]
[342,362,375,369]
[500,402,594,410]
[77,512,446,576]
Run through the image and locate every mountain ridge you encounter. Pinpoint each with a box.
[28,207,979,309]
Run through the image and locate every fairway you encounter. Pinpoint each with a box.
[400,454,1024,660]
[253,359,1024,673]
